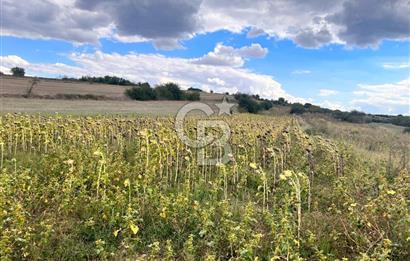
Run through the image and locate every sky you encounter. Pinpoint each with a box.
[1,0,409,115]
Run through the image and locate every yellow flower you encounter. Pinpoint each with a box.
[284,170,293,177]
[386,190,396,195]
[249,163,257,169]
[113,228,121,237]
[129,223,139,235]
[124,178,130,187]
[160,207,167,219]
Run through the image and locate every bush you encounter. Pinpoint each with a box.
[183,91,200,101]
[236,93,261,113]
[260,100,273,110]
[187,87,202,92]
[125,82,157,100]
[155,83,183,100]
[290,103,306,114]
[11,67,25,77]
[80,75,134,86]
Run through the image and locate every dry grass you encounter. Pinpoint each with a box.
[0,76,235,114]
[0,75,129,99]
[0,97,192,115]
[299,113,410,168]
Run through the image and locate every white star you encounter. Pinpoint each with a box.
[216,97,234,115]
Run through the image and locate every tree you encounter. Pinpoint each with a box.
[277,97,287,105]
[125,82,157,100]
[290,103,306,114]
[183,91,200,101]
[11,67,25,77]
[236,93,261,113]
[155,83,183,100]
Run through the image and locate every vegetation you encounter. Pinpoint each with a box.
[183,91,201,101]
[79,75,135,86]
[187,87,203,92]
[235,93,261,113]
[0,114,408,260]
[155,83,184,100]
[235,93,410,128]
[125,82,157,101]
[10,67,25,77]
[125,82,200,101]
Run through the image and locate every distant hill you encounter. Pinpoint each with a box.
[0,75,234,103]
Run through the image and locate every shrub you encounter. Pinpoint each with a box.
[260,100,273,110]
[236,93,261,113]
[125,82,157,100]
[80,75,134,86]
[11,67,25,77]
[183,91,200,101]
[187,87,202,92]
[155,83,183,100]
[290,103,306,114]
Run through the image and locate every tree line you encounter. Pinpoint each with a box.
[125,82,200,101]
[6,68,408,128]
[235,93,410,128]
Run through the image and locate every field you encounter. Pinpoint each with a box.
[0,97,190,115]
[0,76,233,115]
[0,113,409,260]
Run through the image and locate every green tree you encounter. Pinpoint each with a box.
[11,67,25,77]
[290,103,306,114]
[155,83,183,100]
[125,82,157,100]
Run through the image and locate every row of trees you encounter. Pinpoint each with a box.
[78,76,135,86]
[125,82,200,101]
[235,93,410,128]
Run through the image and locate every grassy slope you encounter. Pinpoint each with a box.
[0,76,235,114]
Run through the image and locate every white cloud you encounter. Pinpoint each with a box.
[353,78,410,115]
[207,77,226,86]
[319,89,339,97]
[1,55,30,68]
[247,27,265,38]
[382,63,410,70]
[2,0,408,49]
[0,49,300,102]
[292,70,311,75]
[193,43,268,67]
[319,100,349,111]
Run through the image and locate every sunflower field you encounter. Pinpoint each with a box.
[0,114,409,260]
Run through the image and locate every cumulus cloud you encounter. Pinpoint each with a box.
[353,78,410,115]
[0,50,299,101]
[327,0,410,47]
[319,89,339,97]
[1,0,408,48]
[193,43,268,67]
[247,27,266,38]
[293,27,333,48]
[319,100,349,111]
[1,0,110,43]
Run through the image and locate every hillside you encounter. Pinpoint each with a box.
[0,75,232,102]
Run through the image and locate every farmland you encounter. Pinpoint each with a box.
[0,76,232,115]
[0,113,408,260]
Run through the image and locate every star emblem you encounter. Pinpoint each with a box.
[215,97,234,116]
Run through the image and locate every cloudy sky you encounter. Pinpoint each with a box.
[1,0,409,114]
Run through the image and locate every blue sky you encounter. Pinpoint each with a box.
[1,0,409,115]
